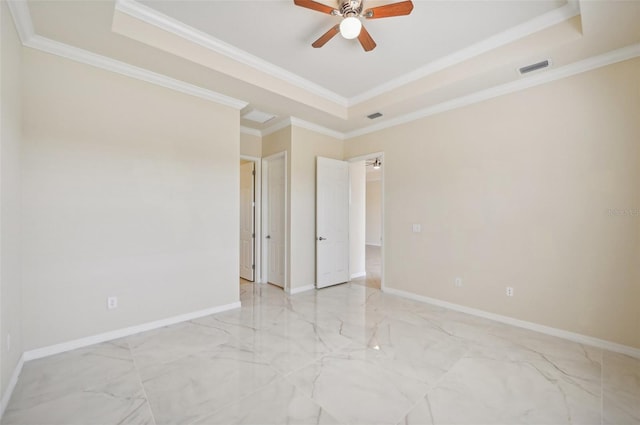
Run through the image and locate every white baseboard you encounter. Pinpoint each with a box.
[350,271,366,279]
[383,287,640,359]
[1,354,24,419]
[366,243,381,247]
[23,302,241,362]
[288,284,315,295]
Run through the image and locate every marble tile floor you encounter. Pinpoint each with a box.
[352,245,382,290]
[3,282,639,425]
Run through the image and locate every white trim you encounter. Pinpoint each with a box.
[290,117,346,140]
[262,118,292,137]
[113,0,578,108]
[9,0,638,142]
[240,126,262,137]
[0,354,24,419]
[261,117,346,140]
[350,271,366,279]
[346,42,640,139]
[24,35,248,110]
[384,287,640,359]
[6,0,34,43]
[288,284,315,295]
[114,0,348,108]
[23,302,240,362]
[349,2,580,105]
[6,1,247,110]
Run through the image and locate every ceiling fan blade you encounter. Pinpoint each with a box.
[358,25,377,52]
[364,0,414,19]
[293,0,337,15]
[312,25,340,48]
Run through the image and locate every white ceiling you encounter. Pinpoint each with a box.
[12,0,640,136]
[138,0,566,98]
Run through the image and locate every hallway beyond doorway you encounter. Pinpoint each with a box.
[353,245,381,289]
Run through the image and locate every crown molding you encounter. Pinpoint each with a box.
[261,118,293,137]
[6,0,34,42]
[7,0,247,110]
[115,0,348,108]
[345,42,640,139]
[26,35,248,110]
[240,126,262,137]
[114,0,581,109]
[348,1,581,106]
[8,0,636,144]
[290,117,346,140]
[258,117,346,140]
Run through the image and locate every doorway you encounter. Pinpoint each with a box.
[239,156,261,284]
[349,153,384,290]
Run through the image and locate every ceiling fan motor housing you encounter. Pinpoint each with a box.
[340,0,363,17]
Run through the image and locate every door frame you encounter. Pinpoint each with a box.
[261,151,288,291]
[348,152,385,291]
[240,155,261,283]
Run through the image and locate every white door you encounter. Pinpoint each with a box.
[316,157,350,288]
[239,161,255,281]
[265,155,286,288]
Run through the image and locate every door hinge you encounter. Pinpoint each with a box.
[252,264,255,270]
[252,233,255,238]
[252,170,256,176]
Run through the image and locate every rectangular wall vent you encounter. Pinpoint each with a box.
[367,112,383,120]
[519,60,550,75]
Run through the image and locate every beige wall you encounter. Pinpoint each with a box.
[345,58,640,348]
[1,0,24,399]
[21,48,241,350]
[290,126,343,290]
[240,132,261,158]
[366,179,382,246]
[350,161,366,277]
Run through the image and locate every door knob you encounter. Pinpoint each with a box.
[318,237,327,241]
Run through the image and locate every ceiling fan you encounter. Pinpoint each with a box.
[294,0,414,52]
[366,158,382,169]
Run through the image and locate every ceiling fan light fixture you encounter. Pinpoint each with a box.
[339,16,362,39]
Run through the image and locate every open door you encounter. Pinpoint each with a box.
[239,161,255,281]
[316,157,350,289]
[264,153,286,288]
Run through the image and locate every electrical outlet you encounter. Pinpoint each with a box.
[412,224,421,233]
[506,287,514,297]
[107,296,118,310]
[455,277,462,287]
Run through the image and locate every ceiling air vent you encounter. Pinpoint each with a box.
[367,112,383,120]
[519,60,550,75]
[242,109,276,124]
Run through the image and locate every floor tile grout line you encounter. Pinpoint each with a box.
[184,372,286,424]
[390,330,478,425]
[126,339,158,425]
[280,360,351,425]
[601,348,604,425]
